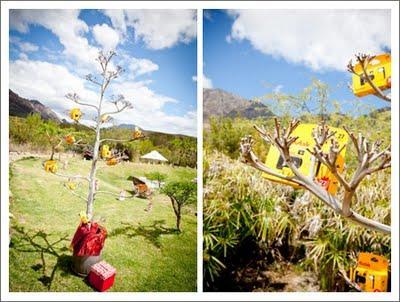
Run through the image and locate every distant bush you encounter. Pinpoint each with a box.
[10,114,82,153]
[204,110,391,167]
[145,172,167,188]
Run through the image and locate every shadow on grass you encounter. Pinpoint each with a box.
[125,190,153,212]
[126,190,148,200]
[109,220,179,249]
[10,224,73,290]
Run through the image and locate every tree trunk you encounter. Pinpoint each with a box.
[50,145,55,160]
[86,85,105,221]
[170,197,181,232]
[176,213,181,232]
[176,205,182,232]
[342,190,354,217]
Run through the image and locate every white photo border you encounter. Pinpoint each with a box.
[1,1,399,301]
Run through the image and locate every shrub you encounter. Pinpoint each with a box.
[145,172,167,188]
[161,181,197,231]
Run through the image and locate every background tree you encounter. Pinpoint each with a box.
[161,181,197,231]
[145,171,167,188]
[39,121,64,160]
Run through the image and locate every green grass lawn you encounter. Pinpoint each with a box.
[9,155,197,292]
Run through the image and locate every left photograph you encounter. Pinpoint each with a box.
[8,9,197,292]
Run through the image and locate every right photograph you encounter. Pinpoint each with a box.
[203,9,391,292]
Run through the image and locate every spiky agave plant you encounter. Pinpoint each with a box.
[203,153,297,287]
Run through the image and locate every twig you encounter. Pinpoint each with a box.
[65,93,99,110]
[54,172,89,182]
[99,136,144,143]
[339,269,362,292]
[63,184,87,202]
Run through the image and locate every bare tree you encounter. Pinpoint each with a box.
[50,50,143,222]
[347,53,391,103]
[240,118,391,234]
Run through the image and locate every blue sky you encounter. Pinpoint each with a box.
[9,9,197,136]
[203,9,391,115]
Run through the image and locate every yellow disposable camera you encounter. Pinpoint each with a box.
[101,145,112,159]
[44,159,58,173]
[352,53,391,98]
[263,123,348,195]
[350,252,389,292]
[69,108,82,122]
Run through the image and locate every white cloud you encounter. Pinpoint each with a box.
[103,9,127,36]
[19,41,39,52]
[273,84,284,93]
[18,53,28,61]
[204,10,213,21]
[10,59,99,115]
[92,23,120,51]
[10,9,99,69]
[111,81,177,113]
[192,76,197,82]
[104,9,197,49]
[203,74,213,89]
[104,80,196,136]
[129,57,159,78]
[10,37,39,52]
[112,106,196,136]
[227,10,391,71]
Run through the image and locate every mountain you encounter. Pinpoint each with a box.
[203,88,273,122]
[367,106,391,117]
[9,90,60,122]
[118,123,139,130]
[113,124,193,139]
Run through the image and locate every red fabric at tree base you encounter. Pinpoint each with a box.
[71,222,107,256]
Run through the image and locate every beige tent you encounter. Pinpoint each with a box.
[140,150,168,164]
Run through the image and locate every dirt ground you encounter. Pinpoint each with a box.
[240,262,319,292]
[219,260,319,292]
[205,238,320,292]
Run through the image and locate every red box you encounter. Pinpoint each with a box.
[88,261,116,292]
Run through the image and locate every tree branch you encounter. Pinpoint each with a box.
[65,93,99,110]
[240,119,391,235]
[86,74,102,86]
[103,103,132,116]
[69,138,92,148]
[240,135,305,186]
[339,269,362,292]
[63,184,87,202]
[53,172,89,182]
[99,136,144,143]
